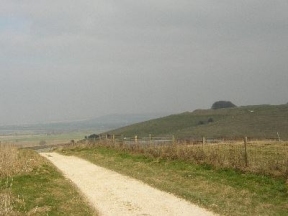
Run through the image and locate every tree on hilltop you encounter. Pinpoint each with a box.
[211,101,236,109]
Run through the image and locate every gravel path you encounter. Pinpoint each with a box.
[40,152,216,216]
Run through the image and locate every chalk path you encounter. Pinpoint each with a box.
[40,152,216,216]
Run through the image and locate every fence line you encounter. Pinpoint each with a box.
[93,134,280,145]
[85,134,288,177]
[95,134,175,144]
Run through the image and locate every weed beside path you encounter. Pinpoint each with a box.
[59,144,288,216]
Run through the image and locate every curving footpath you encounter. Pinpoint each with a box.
[40,152,216,216]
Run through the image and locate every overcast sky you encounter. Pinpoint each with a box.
[1,0,288,125]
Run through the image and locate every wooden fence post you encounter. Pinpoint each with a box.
[277,132,281,142]
[112,134,115,143]
[202,137,205,150]
[202,137,206,145]
[135,135,138,143]
[244,137,248,167]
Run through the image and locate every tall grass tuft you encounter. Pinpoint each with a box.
[0,144,23,178]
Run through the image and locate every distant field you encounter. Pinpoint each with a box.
[0,131,95,147]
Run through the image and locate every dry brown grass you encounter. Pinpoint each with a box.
[0,144,43,178]
[83,140,288,178]
[0,144,18,178]
[0,190,13,216]
[0,144,20,215]
[0,144,47,215]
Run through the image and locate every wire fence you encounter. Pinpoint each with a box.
[85,134,288,178]
[94,134,175,145]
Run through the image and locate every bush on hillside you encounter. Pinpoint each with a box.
[87,134,99,140]
[198,120,205,125]
[211,101,236,109]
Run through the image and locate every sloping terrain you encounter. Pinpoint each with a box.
[108,104,288,140]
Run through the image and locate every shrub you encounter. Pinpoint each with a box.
[88,134,99,140]
[211,101,236,109]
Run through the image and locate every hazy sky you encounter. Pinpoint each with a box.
[1,0,288,125]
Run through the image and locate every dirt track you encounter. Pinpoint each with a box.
[40,152,216,216]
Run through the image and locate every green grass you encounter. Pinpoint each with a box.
[107,104,288,140]
[59,144,288,216]
[9,164,94,215]
[0,147,96,215]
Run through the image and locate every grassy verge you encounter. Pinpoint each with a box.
[0,144,96,215]
[59,143,288,216]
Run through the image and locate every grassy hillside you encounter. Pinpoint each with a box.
[108,104,288,140]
